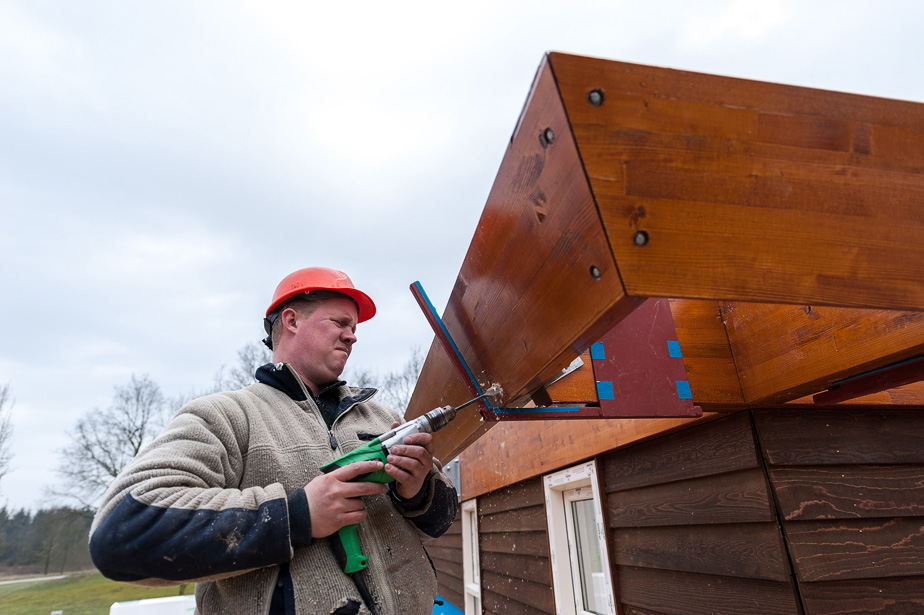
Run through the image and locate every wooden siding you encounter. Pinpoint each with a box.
[754,409,924,614]
[426,509,464,611]
[602,412,802,614]
[478,478,554,615]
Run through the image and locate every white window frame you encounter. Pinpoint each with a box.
[461,498,482,615]
[544,461,616,615]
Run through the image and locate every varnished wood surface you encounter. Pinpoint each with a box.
[406,54,639,463]
[616,567,801,615]
[613,522,791,581]
[722,302,924,405]
[549,52,924,311]
[478,478,554,615]
[799,577,924,615]
[459,413,715,500]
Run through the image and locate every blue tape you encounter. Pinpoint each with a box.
[590,342,605,360]
[675,380,692,399]
[596,381,615,401]
[667,340,682,358]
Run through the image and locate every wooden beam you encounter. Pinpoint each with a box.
[406,56,640,462]
[548,52,924,311]
[722,302,924,405]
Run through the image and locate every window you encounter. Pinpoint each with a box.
[461,498,482,615]
[545,462,616,615]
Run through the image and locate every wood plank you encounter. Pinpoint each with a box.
[549,52,924,311]
[482,571,554,614]
[613,522,791,581]
[722,302,924,405]
[406,54,640,463]
[668,299,744,408]
[607,467,774,527]
[542,350,596,404]
[785,381,924,408]
[480,505,547,534]
[477,478,545,516]
[603,411,758,491]
[799,577,924,615]
[480,531,550,558]
[480,551,552,586]
[426,545,463,566]
[616,566,801,615]
[769,465,924,521]
[754,409,924,465]
[460,413,716,500]
[482,588,554,615]
[785,517,924,582]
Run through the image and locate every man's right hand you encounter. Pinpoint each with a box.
[304,460,388,538]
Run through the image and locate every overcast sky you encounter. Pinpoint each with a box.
[1,0,923,512]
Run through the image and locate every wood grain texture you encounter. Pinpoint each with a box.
[613,522,791,581]
[607,467,774,527]
[668,299,744,408]
[482,586,554,615]
[603,411,759,491]
[722,302,924,405]
[785,517,924,582]
[460,413,716,500]
[616,566,801,615]
[799,577,924,615]
[406,54,639,462]
[480,551,552,586]
[769,465,924,521]
[548,52,924,311]
[754,409,924,465]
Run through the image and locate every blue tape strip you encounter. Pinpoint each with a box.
[596,381,615,401]
[590,342,605,360]
[675,380,692,399]
[494,407,583,414]
[667,340,682,358]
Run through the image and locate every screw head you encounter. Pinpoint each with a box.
[590,265,602,280]
[543,127,555,144]
[588,90,604,106]
[633,231,649,247]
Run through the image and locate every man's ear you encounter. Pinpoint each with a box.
[281,307,299,332]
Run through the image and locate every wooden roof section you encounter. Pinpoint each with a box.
[405,52,924,467]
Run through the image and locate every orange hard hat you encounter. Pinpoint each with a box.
[265,267,376,323]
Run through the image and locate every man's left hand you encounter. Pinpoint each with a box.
[385,424,434,500]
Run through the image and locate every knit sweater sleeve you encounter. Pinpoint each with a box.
[89,393,293,586]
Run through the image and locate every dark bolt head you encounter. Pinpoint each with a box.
[588,90,604,106]
[543,127,555,144]
[633,231,650,247]
[590,265,602,280]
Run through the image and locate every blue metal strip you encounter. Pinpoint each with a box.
[667,340,683,358]
[411,282,488,400]
[494,407,584,414]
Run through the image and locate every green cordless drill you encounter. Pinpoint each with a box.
[320,386,500,574]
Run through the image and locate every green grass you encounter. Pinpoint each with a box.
[0,571,190,615]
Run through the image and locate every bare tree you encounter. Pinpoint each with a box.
[53,375,167,510]
[210,341,273,393]
[0,384,13,492]
[345,347,425,414]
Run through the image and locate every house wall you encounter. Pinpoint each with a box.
[426,509,465,610]
[434,409,924,614]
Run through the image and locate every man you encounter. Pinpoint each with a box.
[90,267,458,615]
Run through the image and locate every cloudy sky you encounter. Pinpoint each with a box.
[1,0,922,512]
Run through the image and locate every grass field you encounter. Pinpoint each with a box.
[0,571,189,615]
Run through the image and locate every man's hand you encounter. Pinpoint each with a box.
[385,424,434,500]
[304,460,388,538]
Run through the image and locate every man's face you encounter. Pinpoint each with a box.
[288,297,359,393]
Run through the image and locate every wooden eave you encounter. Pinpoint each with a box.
[404,52,924,484]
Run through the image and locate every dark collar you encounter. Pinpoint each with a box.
[254,363,375,406]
